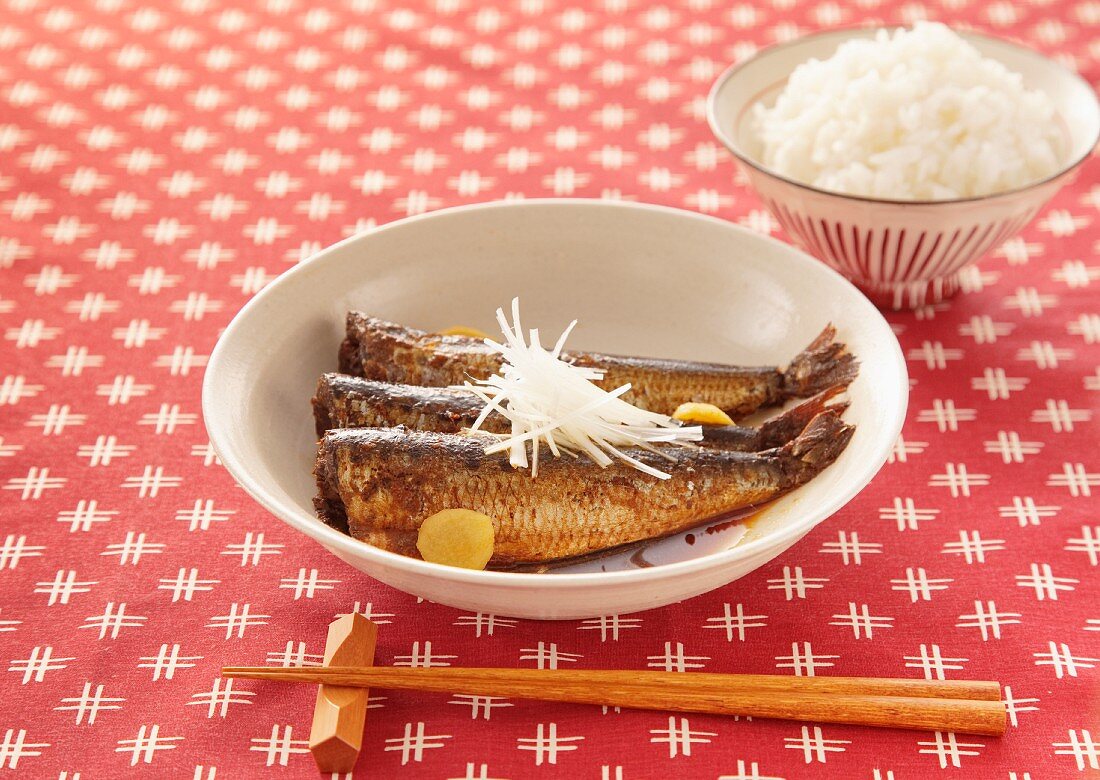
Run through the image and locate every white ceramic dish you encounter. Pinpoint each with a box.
[708,28,1100,309]
[202,200,908,619]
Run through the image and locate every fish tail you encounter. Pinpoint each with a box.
[756,385,849,449]
[781,325,859,399]
[781,409,855,470]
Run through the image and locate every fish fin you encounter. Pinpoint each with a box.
[782,410,855,468]
[781,325,859,399]
[756,385,849,449]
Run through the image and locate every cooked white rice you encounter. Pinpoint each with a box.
[753,23,1064,200]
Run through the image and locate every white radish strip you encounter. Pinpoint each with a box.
[452,298,702,478]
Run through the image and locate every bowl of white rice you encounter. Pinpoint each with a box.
[707,23,1099,309]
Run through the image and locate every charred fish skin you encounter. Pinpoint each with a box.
[313,373,484,437]
[340,311,499,385]
[338,312,857,417]
[314,411,854,566]
[313,372,847,452]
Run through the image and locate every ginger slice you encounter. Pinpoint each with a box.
[416,509,496,570]
[672,402,734,426]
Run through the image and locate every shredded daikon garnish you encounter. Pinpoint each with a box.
[456,298,703,479]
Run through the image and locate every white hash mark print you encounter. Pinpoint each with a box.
[120,466,182,498]
[905,645,967,680]
[521,642,581,670]
[0,729,49,769]
[54,682,125,725]
[265,641,324,668]
[206,603,270,639]
[819,531,881,564]
[955,600,1021,640]
[647,642,706,672]
[577,614,641,641]
[650,716,716,758]
[775,642,837,676]
[516,723,582,766]
[221,532,284,565]
[928,463,990,496]
[453,613,517,637]
[279,568,341,599]
[999,496,1059,527]
[114,724,182,766]
[176,500,234,531]
[158,568,218,602]
[1002,685,1039,727]
[942,531,1004,563]
[0,534,46,569]
[891,568,952,602]
[1053,729,1100,771]
[1016,563,1077,600]
[1033,642,1099,679]
[767,566,828,599]
[80,602,146,640]
[879,497,939,530]
[338,601,396,624]
[138,644,202,681]
[918,732,984,768]
[448,694,513,720]
[829,602,893,639]
[703,603,767,641]
[187,678,255,718]
[101,531,165,565]
[448,763,506,780]
[1046,463,1099,496]
[717,759,786,779]
[916,399,976,431]
[34,569,96,605]
[249,725,311,767]
[4,468,66,500]
[1065,526,1100,564]
[783,726,849,763]
[1031,400,1091,432]
[383,722,451,765]
[9,645,76,683]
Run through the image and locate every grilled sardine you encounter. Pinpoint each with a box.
[314,411,854,565]
[338,313,857,418]
[312,372,848,452]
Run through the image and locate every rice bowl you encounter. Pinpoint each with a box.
[707,27,1100,308]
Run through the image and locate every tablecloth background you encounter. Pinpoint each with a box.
[2,0,1098,777]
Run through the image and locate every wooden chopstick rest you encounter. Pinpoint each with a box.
[307,614,378,773]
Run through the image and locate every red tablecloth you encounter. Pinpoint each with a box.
[2,1,1098,777]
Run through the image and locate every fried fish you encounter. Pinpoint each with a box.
[314,411,854,566]
[338,313,857,418]
[312,372,848,452]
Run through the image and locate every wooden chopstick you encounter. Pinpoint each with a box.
[223,666,1000,700]
[222,666,1005,736]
